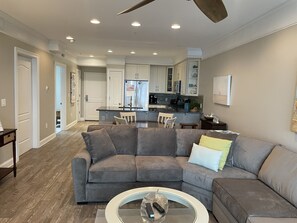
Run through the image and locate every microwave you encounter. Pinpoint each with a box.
[174,80,181,93]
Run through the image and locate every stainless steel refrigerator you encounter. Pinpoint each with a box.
[124,80,149,110]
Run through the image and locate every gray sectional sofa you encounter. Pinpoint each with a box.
[71,125,297,222]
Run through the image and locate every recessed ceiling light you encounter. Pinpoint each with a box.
[66,36,74,40]
[89,55,94,58]
[153,52,158,56]
[108,49,113,53]
[130,51,136,54]
[90,19,100,24]
[171,24,181,29]
[131,21,141,27]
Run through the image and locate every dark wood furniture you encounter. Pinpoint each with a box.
[200,119,227,130]
[0,129,17,180]
[180,123,198,129]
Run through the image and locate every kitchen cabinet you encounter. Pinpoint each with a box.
[174,59,200,96]
[149,65,166,93]
[107,68,124,107]
[166,67,174,93]
[125,64,150,80]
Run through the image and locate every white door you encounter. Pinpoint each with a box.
[84,72,107,120]
[107,69,124,107]
[17,56,33,155]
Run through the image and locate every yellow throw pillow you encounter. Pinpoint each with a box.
[199,135,232,170]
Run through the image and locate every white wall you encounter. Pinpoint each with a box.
[200,24,297,152]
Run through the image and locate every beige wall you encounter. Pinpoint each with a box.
[0,32,77,164]
[200,24,297,152]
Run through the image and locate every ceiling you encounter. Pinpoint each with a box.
[0,0,293,61]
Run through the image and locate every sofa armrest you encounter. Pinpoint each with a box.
[71,149,91,203]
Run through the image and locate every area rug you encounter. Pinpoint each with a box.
[95,208,218,223]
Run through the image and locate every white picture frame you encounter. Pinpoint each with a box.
[213,75,232,106]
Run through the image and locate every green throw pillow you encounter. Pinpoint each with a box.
[199,135,232,170]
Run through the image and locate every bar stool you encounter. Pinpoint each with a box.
[120,112,137,123]
[157,112,174,124]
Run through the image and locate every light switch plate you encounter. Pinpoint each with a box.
[1,99,6,107]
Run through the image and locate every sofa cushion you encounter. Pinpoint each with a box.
[176,157,256,191]
[136,156,182,182]
[87,125,137,155]
[213,179,297,223]
[206,130,238,167]
[233,135,274,175]
[188,143,222,172]
[258,145,297,207]
[199,135,232,170]
[81,128,116,163]
[176,129,207,156]
[88,155,136,183]
[137,128,176,156]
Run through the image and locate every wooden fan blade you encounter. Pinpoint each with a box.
[193,0,228,23]
[118,0,156,15]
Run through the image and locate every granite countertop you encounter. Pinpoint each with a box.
[97,105,201,113]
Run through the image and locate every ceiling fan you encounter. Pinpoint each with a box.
[118,0,228,23]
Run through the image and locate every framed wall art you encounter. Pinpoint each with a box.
[70,72,76,104]
[213,75,232,106]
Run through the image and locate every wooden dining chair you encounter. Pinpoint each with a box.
[164,117,177,128]
[114,116,128,125]
[120,112,137,123]
[157,112,174,124]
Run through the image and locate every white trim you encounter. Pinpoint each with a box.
[0,158,14,168]
[79,117,85,121]
[66,120,78,130]
[14,47,40,157]
[39,133,56,147]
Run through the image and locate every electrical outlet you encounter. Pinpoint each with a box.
[1,99,6,107]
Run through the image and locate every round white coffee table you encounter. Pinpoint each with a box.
[105,186,209,223]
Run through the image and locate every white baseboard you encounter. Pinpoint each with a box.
[79,117,85,121]
[66,120,78,130]
[0,158,13,168]
[39,132,56,147]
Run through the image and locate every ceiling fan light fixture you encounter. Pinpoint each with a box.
[171,24,181,29]
[69,39,75,43]
[131,21,141,27]
[90,18,100,24]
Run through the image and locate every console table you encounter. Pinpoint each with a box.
[0,129,17,180]
[200,119,227,130]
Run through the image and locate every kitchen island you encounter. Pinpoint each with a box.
[96,106,202,125]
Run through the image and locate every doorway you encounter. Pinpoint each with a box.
[84,72,107,120]
[14,47,40,159]
[55,63,67,132]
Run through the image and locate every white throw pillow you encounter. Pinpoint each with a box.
[188,143,223,172]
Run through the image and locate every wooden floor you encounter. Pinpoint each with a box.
[0,122,217,223]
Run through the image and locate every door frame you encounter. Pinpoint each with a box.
[14,47,40,158]
[54,62,67,131]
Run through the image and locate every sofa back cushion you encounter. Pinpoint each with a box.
[258,145,297,208]
[176,129,207,156]
[137,128,176,156]
[233,135,274,175]
[87,125,137,155]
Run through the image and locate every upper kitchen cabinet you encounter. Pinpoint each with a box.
[125,64,150,80]
[174,59,200,96]
[186,60,199,96]
[166,67,174,93]
[149,65,166,93]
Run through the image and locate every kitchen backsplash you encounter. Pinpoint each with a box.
[151,93,203,110]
